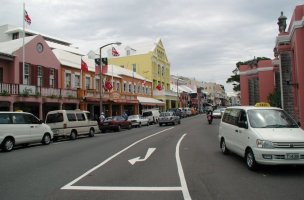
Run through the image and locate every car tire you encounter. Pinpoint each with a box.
[245,149,258,170]
[159,123,162,126]
[178,120,181,124]
[138,123,142,128]
[89,128,95,137]
[70,131,77,140]
[116,125,121,132]
[220,138,229,154]
[42,134,51,145]
[101,129,106,133]
[2,137,14,152]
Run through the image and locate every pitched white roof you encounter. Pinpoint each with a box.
[170,84,196,93]
[47,41,84,56]
[0,36,35,55]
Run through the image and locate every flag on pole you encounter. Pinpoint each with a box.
[81,59,89,72]
[95,64,100,75]
[141,80,146,86]
[112,47,120,56]
[104,80,113,91]
[24,10,31,25]
[156,84,162,91]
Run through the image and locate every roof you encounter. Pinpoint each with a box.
[170,84,196,93]
[47,41,84,56]
[0,36,35,55]
[5,25,72,45]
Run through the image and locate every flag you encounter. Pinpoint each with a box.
[104,80,113,91]
[24,10,31,25]
[112,47,120,56]
[141,80,146,86]
[156,84,162,91]
[102,65,108,74]
[81,59,88,72]
[95,64,100,75]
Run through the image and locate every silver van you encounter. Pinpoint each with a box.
[0,112,53,152]
[45,110,99,140]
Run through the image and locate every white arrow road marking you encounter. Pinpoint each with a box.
[128,148,156,165]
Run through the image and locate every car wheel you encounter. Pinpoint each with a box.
[159,123,162,126]
[147,121,150,126]
[128,124,132,129]
[42,134,51,145]
[70,131,77,140]
[138,123,142,128]
[2,137,14,152]
[116,125,121,132]
[245,149,258,170]
[101,129,106,133]
[178,120,181,124]
[220,138,229,154]
[89,128,95,137]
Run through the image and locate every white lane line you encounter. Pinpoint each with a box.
[176,134,192,200]
[61,127,174,190]
[61,186,182,191]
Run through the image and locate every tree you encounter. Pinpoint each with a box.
[226,57,271,92]
[268,88,281,108]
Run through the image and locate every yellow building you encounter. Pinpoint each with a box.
[107,38,177,111]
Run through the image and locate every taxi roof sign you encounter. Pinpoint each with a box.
[255,102,270,107]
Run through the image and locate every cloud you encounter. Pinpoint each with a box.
[1,0,303,94]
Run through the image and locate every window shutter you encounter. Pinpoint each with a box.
[31,65,37,86]
[54,69,58,88]
[19,63,23,84]
[44,67,50,88]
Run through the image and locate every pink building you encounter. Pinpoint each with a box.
[240,59,279,106]
[275,5,304,126]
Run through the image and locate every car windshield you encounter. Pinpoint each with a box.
[213,109,221,114]
[247,109,298,128]
[160,112,172,117]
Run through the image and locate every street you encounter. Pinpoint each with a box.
[1,115,304,200]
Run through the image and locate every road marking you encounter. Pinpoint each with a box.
[61,186,182,191]
[176,134,192,200]
[61,127,174,190]
[128,148,156,165]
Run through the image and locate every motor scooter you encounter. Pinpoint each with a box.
[207,112,213,124]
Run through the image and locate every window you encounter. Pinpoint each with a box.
[75,74,80,88]
[50,68,55,88]
[67,113,77,121]
[132,64,136,72]
[65,72,71,88]
[12,114,26,124]
[46,113,64,123]
[158,64,161,75]
[37,66,43,86]
[0,113,11,124]
[128,83,132,92]
[116,82,120,92]
[85,77,91,89]
[162,66,164,76]
[123,82,127,92]
[24,114,40,124]
[126,50,130,56]
[12,33,19,40]
[76,113,86,121]
[23,64,30,85]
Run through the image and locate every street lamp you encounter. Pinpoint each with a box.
[99,42,122,114]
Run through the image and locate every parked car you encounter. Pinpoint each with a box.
[99,116,132,133]
[167,108,184,118]
[127,115,150,127]
[45,110,99,140]
[212,109,222,118]
[142,109,160,124]
[0,111,53,152]
[159,111,181,126]
[219,104,304,170]
[182,107,192,117]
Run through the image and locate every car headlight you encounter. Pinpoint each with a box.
[256,139,274,149]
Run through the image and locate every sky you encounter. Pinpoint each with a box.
[0,0,303,95]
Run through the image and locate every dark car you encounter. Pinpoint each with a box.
[99,116,132,133]
[167,108,185,118]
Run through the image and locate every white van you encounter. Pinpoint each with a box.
[142,109,160,124]
[219,104,304,170]
[45,110,99,140]
[0,112,53,152]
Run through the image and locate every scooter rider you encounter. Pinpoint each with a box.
[207,109,213,124]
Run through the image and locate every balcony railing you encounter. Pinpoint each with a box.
[0,83,77,98]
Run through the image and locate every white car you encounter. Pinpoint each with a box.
[127,115,150,127]
[0,112,53,152]
[219,104,304,170]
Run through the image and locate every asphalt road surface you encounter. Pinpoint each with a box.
[1,115,304,200]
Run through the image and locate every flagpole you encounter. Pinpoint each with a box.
[22,2,25,79]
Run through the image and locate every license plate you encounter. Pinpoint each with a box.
[286,153,300,160]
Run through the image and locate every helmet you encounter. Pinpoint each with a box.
[101,112,104,115]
